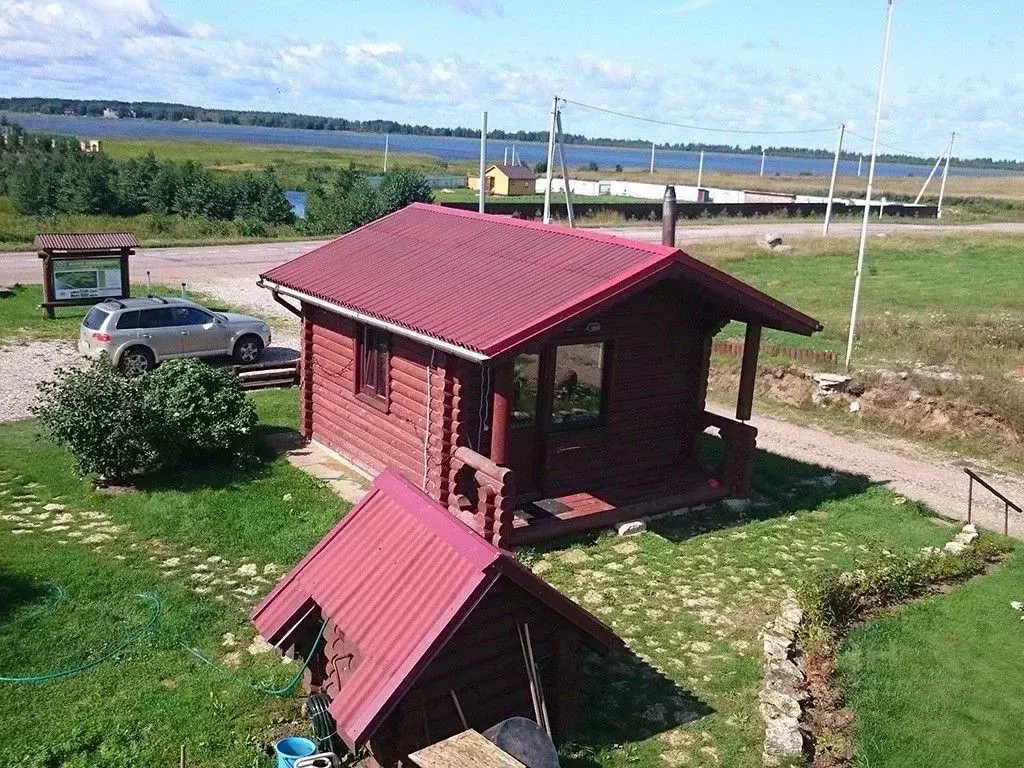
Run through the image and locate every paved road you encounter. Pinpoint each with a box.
[709,402,1024,539]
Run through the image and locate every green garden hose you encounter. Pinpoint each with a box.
[0,593,162,684]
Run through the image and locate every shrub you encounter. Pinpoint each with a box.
[143,358,257,467]
[33,357,258,482]
[33,358,161,481]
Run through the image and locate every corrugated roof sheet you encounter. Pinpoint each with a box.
[34,232,139,251]
[490,164,535,180]
[251,469,620,749]
[261,203,820,358]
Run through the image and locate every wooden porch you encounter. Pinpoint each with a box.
[450,409,757,549]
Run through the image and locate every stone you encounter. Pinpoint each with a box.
[236,563,259,577]
[222,632,237,648]
[763,232,784,247]
[962,523,977,535]
[759,688,801,720]
[763,717,804,766]
[944,540,967,555]
[812,372,851,393]
[763,632,791,662]
[282,493,293,501]
[849,400,861,413]
[43,503,66,511]
[617,520,647,537]
[1010,601,1023,612]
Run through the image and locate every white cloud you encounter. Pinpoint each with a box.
[669,0,721,13]
[426,0,504,18]
[1,0,1022,158]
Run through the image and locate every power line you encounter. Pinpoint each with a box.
[560,97,838,137]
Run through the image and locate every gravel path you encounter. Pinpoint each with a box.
[0,341,79,423]
[709,402,1024,539]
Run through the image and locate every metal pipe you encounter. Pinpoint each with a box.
[760,149,766,177]
[967,475,973,524]
[478,111,487,214]
[383,133,389,172]
[845,0,895,371]
[257,279,489,363]
[555,108,575,228]
[913,146,946,205]
[650,140,655,174]
[662,185,677,247]
[938,132,955,219]
[542,96,558,224]
[697,150,705,188]
[823,123,845,235]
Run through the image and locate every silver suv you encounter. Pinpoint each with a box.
[79,296,272,373]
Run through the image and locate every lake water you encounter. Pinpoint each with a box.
[3,112,1009,179]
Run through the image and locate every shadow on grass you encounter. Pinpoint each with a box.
[560,646,713,767]
[0,565,50,624]
[128,437,282,494]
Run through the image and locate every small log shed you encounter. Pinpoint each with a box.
[251,469,622,768]
[258,203,821,547]
[35,232,137,318]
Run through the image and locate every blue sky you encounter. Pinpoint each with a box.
[2,0,1022,159]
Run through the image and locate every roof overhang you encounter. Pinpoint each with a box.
[257,278,491,364]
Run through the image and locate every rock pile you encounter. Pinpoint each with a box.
[760,596,806,766]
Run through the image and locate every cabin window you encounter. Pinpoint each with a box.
[550,342,607,429]
[512,354,540,426]
[357,325,389,405]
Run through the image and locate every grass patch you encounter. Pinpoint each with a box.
[837,549,1024,768]
[530,453,952,768]
[0,391,347,767]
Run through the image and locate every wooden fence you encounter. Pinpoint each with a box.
[712,339,838,366]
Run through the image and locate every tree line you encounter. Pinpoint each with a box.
[5,97,1021,171]
[0,120,434,237]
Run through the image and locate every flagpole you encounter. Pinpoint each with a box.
[845,0,895,370]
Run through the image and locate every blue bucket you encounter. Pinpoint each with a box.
[274,737,317,768]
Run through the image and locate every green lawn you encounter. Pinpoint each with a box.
[432,189,653,204]
[0,390,349,767]
[838,551,1024,768]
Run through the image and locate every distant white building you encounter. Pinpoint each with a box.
[101,108,119,119]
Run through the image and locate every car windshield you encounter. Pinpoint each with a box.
[83,307,109,330]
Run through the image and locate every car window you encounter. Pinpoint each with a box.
[83,307,110,330]
[115,310,140,330]
[138,308,175,329]
[173,307,215,326]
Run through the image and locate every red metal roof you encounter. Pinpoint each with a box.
[261,203,820,358]
[34,232,139,251]
[490,164,535,180]
[251,469,620,749]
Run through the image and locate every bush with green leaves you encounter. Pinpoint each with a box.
[798,533,1009,645]
[33,357,258,482]
[144,358,257,466]
[32,358,162,481]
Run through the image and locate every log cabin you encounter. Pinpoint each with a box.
[251,468,622,767]
[258,199,821,547]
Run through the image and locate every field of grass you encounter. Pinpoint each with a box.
[838,550,1024,768]
[103,138,448,191]
[0,389,348,768]
[432,188,653,204]
[0,284,260,343]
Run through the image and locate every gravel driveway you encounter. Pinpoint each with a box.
[0,341,80,423]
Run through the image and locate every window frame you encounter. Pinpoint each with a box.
[355,324,391,412]
[546,338,614,433]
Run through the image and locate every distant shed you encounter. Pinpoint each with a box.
[252,469,622,767]
[468,164,536,196]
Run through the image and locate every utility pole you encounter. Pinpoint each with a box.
[760,149,766,177]
[650,141,656,174]
[823,123,846,235]
[858,155,863,176]
[697,150,705,188]
[503,147,508,165]
[542,96,558,224]
[478,111,487,214]
[845,0,895,371]
[555,110,575,228]
[937,131,955,218]
[383,133,389,172]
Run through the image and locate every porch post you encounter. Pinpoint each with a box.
[736,323,762,422]
[490,360,514,465]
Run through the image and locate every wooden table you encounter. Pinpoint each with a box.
[407,730,527,768]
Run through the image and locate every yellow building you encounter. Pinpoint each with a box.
[467,164,536,196]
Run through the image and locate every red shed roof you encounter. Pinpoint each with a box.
[261,203,820,359]
[251,469,620,749]
[34,232,138,251]
[489,163,535,180]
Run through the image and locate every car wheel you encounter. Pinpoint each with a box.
[233,335,264,364]
[119,346,155,375]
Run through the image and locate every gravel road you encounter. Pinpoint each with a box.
[709,402,1024,538]
[0,341,80,423]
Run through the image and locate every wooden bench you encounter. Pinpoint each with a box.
[407,730,526,768]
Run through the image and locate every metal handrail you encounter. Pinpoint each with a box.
[965,467,1021,536]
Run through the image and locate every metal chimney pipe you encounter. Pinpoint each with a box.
[662,185,677,247]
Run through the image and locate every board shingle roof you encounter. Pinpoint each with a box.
[260,203,821,359]
[251,469,621,749]
[34,232,139,251]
